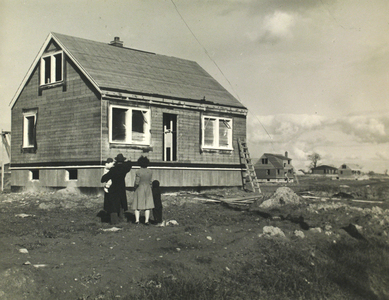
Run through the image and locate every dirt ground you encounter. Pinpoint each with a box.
[1,177,389,299]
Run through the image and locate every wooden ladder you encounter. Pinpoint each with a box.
[238,139,261,193]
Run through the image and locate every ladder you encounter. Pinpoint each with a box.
[238,139,261,193]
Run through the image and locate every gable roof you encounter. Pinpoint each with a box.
[312,165,338,170]
[254,153,293,169]
[340,163,362,170]
[264,153,289,161]
[10,32,246,109]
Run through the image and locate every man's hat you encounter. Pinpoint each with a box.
[114,153,126,162]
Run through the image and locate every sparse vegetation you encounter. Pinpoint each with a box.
[0,177,388,299]
[130,237,389,300]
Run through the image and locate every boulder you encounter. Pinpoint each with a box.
[260,226,286,238]
[258,187,302,209]
[38,202,57,210]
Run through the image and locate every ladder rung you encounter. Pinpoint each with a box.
[239,139,261,193]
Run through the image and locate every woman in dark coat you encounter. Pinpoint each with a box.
[101,153,132,224]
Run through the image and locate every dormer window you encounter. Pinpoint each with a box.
[40,51,63,85]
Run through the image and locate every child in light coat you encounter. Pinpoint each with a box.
[103,158,114,193]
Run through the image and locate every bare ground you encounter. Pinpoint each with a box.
[1,177,389,299]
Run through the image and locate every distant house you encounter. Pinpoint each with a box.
[254,152,294,182]
[338,163,362,179]
[311,165,338,175]
[9,33,248,192]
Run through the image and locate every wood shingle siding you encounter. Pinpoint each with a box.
[11,58,101,167]
[10,33,248,191]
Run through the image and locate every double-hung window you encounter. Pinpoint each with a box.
[22,109,38,148]
[109,105,151,145]
[40,51,63,85]
[202,116,232,150]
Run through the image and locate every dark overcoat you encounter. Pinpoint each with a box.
[101,161,132,214]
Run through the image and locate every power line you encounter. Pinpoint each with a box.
[170,0,240,103]
[170,0,274,151]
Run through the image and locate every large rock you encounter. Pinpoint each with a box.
[259,226,286,238]
[38,202,57,210]
[55,186,80,196]
[259,187,302,209]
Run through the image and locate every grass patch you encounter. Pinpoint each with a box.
[128,238,389,300]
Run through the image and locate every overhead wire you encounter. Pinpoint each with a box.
[170,0,275,151]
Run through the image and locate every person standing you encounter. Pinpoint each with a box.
[152,180,163,225]
[102,157,115,218]
[132,156,154,225]
[101,153,132,225]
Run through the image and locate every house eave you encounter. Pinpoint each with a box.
[101,89,248,115]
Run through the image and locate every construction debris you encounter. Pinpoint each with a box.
[193,194,263,206]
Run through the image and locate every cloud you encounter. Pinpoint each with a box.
[264,11,296,38]
[375,150,389,161]
[246,11,297,43]
[248,113,328,143]
[247,112,389,172]
[249,113,389,145]
[337,116,389,143]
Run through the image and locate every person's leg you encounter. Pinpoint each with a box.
[145,209,150,224]
[153,207,162,223]
[119,208,125,222]
[110,213,119,225]
[135,210,140,224]
[158,208,163,223]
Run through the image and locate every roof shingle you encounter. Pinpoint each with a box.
[52,33,245,108]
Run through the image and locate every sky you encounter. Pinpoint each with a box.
[0,0,388,173]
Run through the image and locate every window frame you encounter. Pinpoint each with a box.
[22,110,37,148]
[108,104,151,145]
[40,50,63,86]
[201,115,233,150]
[29,170,39,181]
[66,169,78,181]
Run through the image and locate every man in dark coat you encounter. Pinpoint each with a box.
[101,153,132,224]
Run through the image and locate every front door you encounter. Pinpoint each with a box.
[163,114,177,161]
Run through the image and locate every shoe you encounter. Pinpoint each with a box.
[144,222,150,226]
[134,221,139,225]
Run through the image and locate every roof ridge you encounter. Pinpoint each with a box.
[51,32,158,55]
